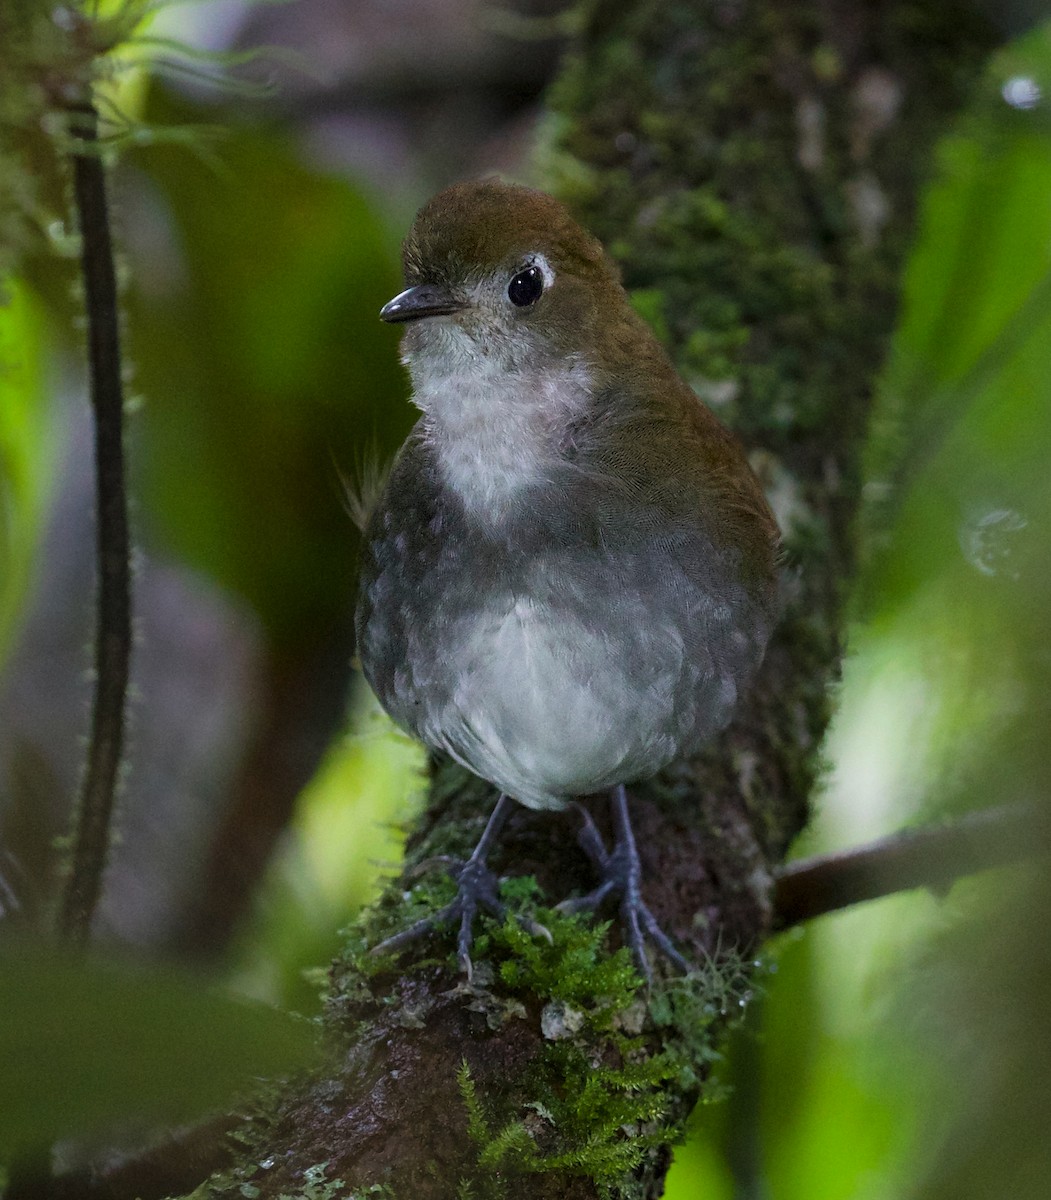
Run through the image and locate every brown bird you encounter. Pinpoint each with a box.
[356,179,779,981]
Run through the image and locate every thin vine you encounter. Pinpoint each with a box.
[57,97,132,946]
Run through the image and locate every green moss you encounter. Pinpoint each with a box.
[190,1144,393,1200]
[325,868,753,1197]
[222,1159,393,1200]
[326,871,634,1032]
[324,831,760,1194]
[456,1048,674,1198]
[275,1161,346,1200]
[445,898,755,1197]
[483,889,640,1014]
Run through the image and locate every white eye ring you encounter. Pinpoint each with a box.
[528,253,556,289]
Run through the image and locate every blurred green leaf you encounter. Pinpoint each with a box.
[0,279,54,668]
[126,89,410,644]
[230,695,424,1016]
[0,941,316,1153]
[856,23,1051,819]
[864,23,1051,618]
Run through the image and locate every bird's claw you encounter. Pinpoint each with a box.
[370,852,550,977]
[369,855,505,977]
[561,789,691,985]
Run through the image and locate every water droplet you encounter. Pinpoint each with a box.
[1002,76,1042,110]
[959,507,1028,578]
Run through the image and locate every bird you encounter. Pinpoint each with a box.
[355,178,780,982]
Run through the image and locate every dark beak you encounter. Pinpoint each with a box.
[379,283,464,324]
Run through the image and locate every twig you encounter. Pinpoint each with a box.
[772,804,1041,930]
[57,100,132,946]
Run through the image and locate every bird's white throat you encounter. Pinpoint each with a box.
[406,331,594,515]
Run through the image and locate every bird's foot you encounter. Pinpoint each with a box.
[557,789,690,985]
[369,794,549,979]
[370,854,506,979]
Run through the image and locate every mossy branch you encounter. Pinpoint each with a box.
[773,803,1040,930]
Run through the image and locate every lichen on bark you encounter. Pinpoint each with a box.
[193,2,998,1198]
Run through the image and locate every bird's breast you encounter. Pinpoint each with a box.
[408,349,594,517]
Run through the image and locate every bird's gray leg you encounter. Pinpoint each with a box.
[370,793,547,978]
[609,784,692,977]
[570,802,611,871]
[559,785,691,983]
[558,802,617,911]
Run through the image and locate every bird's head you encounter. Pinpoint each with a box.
[380,179,628,376]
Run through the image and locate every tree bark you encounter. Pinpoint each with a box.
[197,3,998,1198]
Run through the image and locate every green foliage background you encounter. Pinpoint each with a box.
[0,280,52,666]
[0,5,1049,1197]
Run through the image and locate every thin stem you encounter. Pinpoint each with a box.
[57,101,132,946]
[772,804,1038,930]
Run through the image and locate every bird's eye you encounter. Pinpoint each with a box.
[507,265,544,307]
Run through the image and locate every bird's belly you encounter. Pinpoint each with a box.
[424,598,686,810]
[358,498,767,810]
